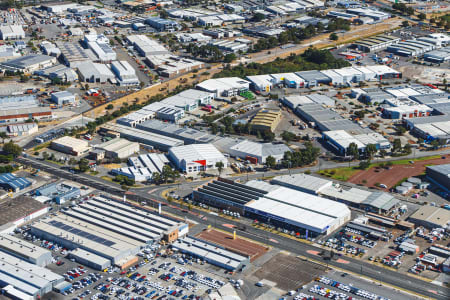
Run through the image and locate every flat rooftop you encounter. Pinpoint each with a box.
[0,196,47,226]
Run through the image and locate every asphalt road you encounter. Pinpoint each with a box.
[16,154,450,300]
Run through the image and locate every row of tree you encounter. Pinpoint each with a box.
[264,142,320,169]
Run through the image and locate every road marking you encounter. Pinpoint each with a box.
[222,224,235,229]
[307,250,320,256]
[336,259,350,264]
[269,238,279,244]
[428,290,438,294]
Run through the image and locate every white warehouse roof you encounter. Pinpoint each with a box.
[169,144,226,163]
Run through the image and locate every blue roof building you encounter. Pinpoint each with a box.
[0,173,31,192]
[35,182,80,204]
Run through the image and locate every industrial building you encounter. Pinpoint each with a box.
[0,234,52,267]
[408,205,450,229]
[146,17,179,32]
[281,93,335,110]
[171,236,249,271]
[0,251,64,299]
[127,35,170,57]
[51,136,91,156]
[36,64,78,82]
[322,130,391,156]
[0,107,52,124]
[99,123,184,151]
[214,138,290,164]
[161,89,213,111]
[351,87,396,104]
[34,182,80,204]
[387,39,435,57]
[69,248,111,271]
[117,102,185,124]
[111,60,140,86]
[136,119,216,144]
[85,34,116,63]
[209,39,249,54]
[270,73,305,89]
[0,173,32,192]
[249,109,282,133]
[148,55,204,78]
[193,178,351,236]
[196,77,250,98]
[0,54,57,72]
[423,46,450,63]
[271,173,399,213]
[50,91,76,106]
[405,115,450,144]
[296,70,331,87]
[96,138,140,159]
[2,123,38,137]
[0,25,25,40]
[0,196,49,234]
[77,61,115,83]
[352,34,400,52]
[426,164,450,192]
[56,42,92,67]
[168,144,228,174]
[0,95,38,110]
[246,75,274,92]
[382,103,432,119]
[112,153,169,182]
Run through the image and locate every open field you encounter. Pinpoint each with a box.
[253,254,327,291]
[318,166,360,181]
[196,229,269,262]
[349,154,450,189]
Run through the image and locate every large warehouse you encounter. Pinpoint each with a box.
[0,252,64,299]
[426,164,450,192]
[0,196,49,234]
[196,77,251,97]
[0,54,57,72]
[0,25,25,40]
[0,234,52,267]
[322,130,391,156]
[193,178,351,236]
[408,205,450,229]
[96,138,139,159]
[168,144,228,174]
[51,136,91,156]
[250,109,282,133]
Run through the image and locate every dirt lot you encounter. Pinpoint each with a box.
[253,253,327,291]
[196,229,269,262]
[348,155,450,189]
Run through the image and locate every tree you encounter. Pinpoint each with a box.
[223,53,236,63]
[0,132,8,144]
[265,155,276,169]
[215,161,224,176]
[403,143,412,155]
[263,130,275,142]
[365,144,377,159]
[329,33,338,41]
[359,160,371,170]
[418,13,426,21]
[161,165,173,183]
[2,141,21,157]
[252,12,265,22]
[393,138,402,153]
[68,158,77,165]
[281,131,297,142]
[402,20,409,27]
[42,152,49,160]
[379,149,387,158]
[152,172,161,184]
[347,142,359,160]
[106,104,114,110]
[78,158,89,172]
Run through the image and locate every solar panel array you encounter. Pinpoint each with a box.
[48,220,115,246]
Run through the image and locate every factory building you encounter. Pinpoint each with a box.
[56,42,92,67]
[382,104,432,119]
[35,182,80,204]
[270,73,305,88]
[127,35,170,57]
[214,138,290,164]
[161,89,213,111]
[0,107,52,124]
[111,60,140,86]
[423,46,450,63]
[249,108,282,133]
[387,39,435,57]
[0,234,52,267]
[405,115,450,144]
[426,164,450,192]
[172,236,249,271]
[246,75,274,92]
[0,173,32,192]
[85,34,116,63]
[408,205,450,229]
[417,33,450,48]
[69,248,111,271]
[0,196,49,234]
[136,119,216,144]
[0,252,64,299]
[149,55,204,78]
[2,123,38,137]
[51,91,76,106]
[322,130,391,156]
[117,102,185,124]
[281,93,335,110]
[196,77,250,98]
[30,214,142,265]
[40,41,60,57]
[209,39,249,54]
[146,17,179,32]
[51,136,91,156]
[99,123,184,151]
[168,144,228,174]
[296,70,331,87]
[77,61,115,83]
[0,54,57,73]
[36,64,78,83]
[0,25,25,40]
[352,34,400,52]
[193,178,351,236]
[271,173,399,213]
[96,138,140,159]
[0,95,37,110]
[113,153,169,182]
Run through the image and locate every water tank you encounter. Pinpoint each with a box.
[396,186,409,195]
[407,177,421,185]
